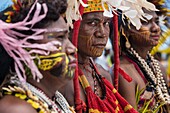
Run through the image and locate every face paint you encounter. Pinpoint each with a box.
[78,34,106,57]
[63,55,75,79]
[37,52,66,71]
[61,54,69,77]
[128,28,154,46]
[37,52,75,79]
[78,12,110,57]
[129,29,151,40]
[67,67,75,78]
[49,54,75,79]
[127,10,161,47]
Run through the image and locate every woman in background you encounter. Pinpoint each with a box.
[118,2,170,112]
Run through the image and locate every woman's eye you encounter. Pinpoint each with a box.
[88,21,97,26]
[55,35,66,42]
[57,35,64,39]
[47,34,55,39]
[141,20,148,25]
[104,21,110,26]
[155,19,159,25]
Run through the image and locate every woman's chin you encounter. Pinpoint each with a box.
[65,68,75,79]
[151,41,159,46]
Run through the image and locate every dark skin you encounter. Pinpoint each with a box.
[0,16,77,113]
[60,12,112,106]
[119,9,168,108]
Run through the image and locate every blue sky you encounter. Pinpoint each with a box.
[0,0,13,12]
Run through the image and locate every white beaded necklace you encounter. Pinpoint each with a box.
[10,77,73,113]
[26,82,62,113]
[25,82,73,113]
[127,47,170,105]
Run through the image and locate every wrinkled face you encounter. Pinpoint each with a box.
[36,16,77,79]
[128,9,161,47]
[78,12,110,57]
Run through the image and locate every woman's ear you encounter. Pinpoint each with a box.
[121,27,131,49]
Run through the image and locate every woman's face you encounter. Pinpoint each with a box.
[128,9,161,47]
[37,16,77,79]
[78,12,110,57]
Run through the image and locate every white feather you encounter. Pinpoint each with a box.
[104,0,123,7]
[67,0,159,30]
[129,17,142,30]
[124,10,137,18]
[143,13,153,20]
[79,0,89,7]
[118,6,130,11]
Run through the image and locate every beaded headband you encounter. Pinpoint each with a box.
[83,0,109,14]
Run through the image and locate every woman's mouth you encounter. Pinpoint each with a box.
[68,55,77,69]
[151,35,160,41]
[93,44,106,48]
[68,60,77,68]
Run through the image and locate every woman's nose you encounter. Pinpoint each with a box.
[66,40,77,55]
[95,24,106,38]
[151,22,160,33]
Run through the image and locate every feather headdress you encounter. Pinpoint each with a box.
[66,0,158,30]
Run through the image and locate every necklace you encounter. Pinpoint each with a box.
[78,61,99,94]
[78,58,106,99]
[26,82,62,113]
[127,47,170,105]
[9,77,59,113]
[54,91,73,113]
[10,76,74,113]
[26,82,74,113]
[91,68,99,96]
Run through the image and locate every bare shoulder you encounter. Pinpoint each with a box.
[119,57,147,91]
[0,95,37,113]
[119,58,137,84]
[120,58,140,81]
[95,64,112,84]
[118,59,139,107]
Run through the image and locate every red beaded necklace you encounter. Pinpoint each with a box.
[78,58,106,99]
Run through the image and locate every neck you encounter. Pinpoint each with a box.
[78,53,91,65]
[28,72,65,99]
[130,45,152,60]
